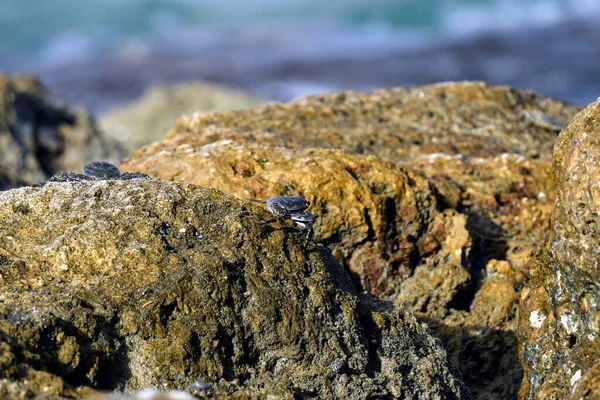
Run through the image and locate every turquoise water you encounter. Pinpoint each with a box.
[1,0,599,111]
[1,0,596,57]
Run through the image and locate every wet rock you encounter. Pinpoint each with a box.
[123,82,582,399]
[517,97,600,399]
[0,180,469,398]
[0,75,120,190]
[99,82,262,153]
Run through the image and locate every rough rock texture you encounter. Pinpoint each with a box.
[0,180,469,399]
[123,140,471,309]
[517,97,600,399]
[100,82,261,153]
[0,75,120,190]
[403,154,553,274]
[122,82,582,399]
[166,81,578,160]
[121,136,522,400]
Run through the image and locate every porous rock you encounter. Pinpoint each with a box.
[122,140,472,313]
[517,97,600,399]
[0,180,469,398]
[165,81,578,161]
[122,136,528,400]
[402,153,554,275]
[0,75,120,190]
[123,82,581,399]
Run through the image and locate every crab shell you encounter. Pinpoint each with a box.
[266,196,310,216]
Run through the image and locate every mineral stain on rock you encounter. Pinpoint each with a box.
[0,180,470,398]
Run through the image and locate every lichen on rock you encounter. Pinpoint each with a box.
[122,82,582,399]
[517,97,600,399]
[0,180,469,398]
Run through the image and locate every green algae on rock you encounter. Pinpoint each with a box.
[517,97,600,399]
[0,180,470,398]
[0,75,121,190]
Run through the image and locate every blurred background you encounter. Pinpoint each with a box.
[1,0,599,115]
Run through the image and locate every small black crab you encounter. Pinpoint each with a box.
[45,161,151,183]
[261,195,316,249]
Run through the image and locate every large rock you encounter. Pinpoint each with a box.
[121,134,524,400]
[0,180,469,398]
[123,140,476,314]
[0,75,120,190]
[166,81,578,161]
[122,82,581,399]
[517,97,600,399]
[100,82,261,153]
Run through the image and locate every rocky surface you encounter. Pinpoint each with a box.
[122,136,523,400]
[122,139,474,315]
[0,75,120,190]
[100,82,261,154]
[122,82,582,399]
[166,81,578,161]
[517,97,600,399]
[0,180,469,398]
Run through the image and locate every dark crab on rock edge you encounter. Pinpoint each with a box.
[262,195,316,248]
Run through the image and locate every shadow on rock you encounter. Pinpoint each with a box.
[421,316,523,400]
[448,211,509,311]
[1,299,131,392]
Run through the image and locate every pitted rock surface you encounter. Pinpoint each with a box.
[123,141,472,310]
[402,152,554,279]
[0,180,470,399]
[165,81,579,161]
[123,83,582,399]
[517,97,600,399]
[0,75,120,190]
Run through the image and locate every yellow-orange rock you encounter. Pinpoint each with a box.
[122,82,582,399]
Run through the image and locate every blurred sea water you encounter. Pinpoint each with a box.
[1,0,599,112]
